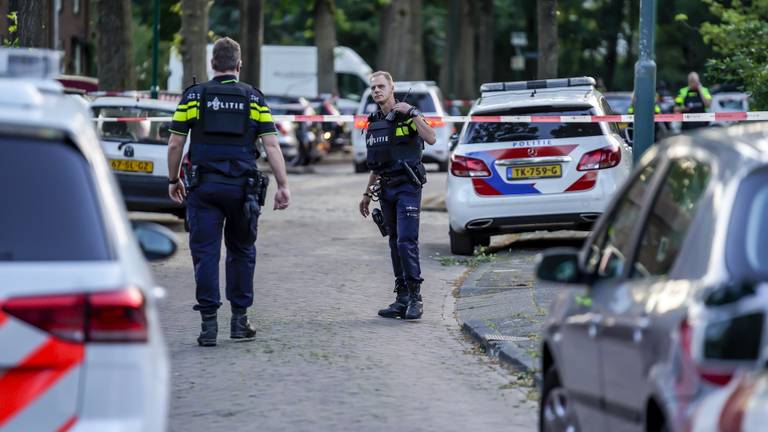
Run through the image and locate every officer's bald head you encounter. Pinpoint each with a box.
[370,71,394,105]
[688,72,701,89]
[212,37,241,73]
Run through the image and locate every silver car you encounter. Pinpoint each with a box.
[536,122,768,432]
[0,48,175,431]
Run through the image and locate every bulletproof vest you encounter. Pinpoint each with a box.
[189,80,257,164]
[683,90,706,113]
[365,113,422,172]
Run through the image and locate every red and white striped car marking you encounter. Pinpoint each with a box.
[0,310,83,431]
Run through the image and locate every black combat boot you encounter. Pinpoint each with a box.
[378,280,409,319]
[404,281,423,320]
[230,308,257,339]
[197,312,218,347]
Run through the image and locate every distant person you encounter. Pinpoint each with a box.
[674,72,712,131]
[166,37,291,346]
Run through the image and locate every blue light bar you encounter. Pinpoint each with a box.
[480,76,596,94]
[0,48,61,79]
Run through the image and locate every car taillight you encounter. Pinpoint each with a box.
[679,318,733,386]
[426,118,445,127]
[88,288,148,343]
[354,118,368,129]
[577,144,621,171]
[2,287,148,343]
[2,294,86,342]
[450,154,491,177]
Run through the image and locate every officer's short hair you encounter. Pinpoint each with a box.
[370,71,393,85]
[212,37,241,72]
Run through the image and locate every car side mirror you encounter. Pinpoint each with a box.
[133,222,178,261]
[449,133,459,151]
[535,248,584,284]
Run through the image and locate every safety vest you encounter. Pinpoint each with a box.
[189,80,257,164]
[675,86,711,114]
[365,112,422,172]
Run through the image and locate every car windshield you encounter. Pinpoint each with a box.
[92,106,173,144]
[362,92,437,114]
[716,98,745,111]
[605,96,632,114]
[0,137,111,261]
[727,168,768,279]
[460,106,603,144]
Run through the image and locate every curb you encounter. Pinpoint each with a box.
[455,261,543,387]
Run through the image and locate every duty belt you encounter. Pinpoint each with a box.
[199,172,251,186]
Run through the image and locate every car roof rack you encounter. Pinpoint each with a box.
[480,76,596,95]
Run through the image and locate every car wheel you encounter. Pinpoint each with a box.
[353,160,368,173]
[449,227,474,255]
[437,159,449,172]
[540,367,580,432]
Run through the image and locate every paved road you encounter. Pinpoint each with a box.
[140,161,537,432]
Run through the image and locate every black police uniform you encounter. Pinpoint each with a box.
[676,85,712,130]
[366,109,427,320]
[170,74,277,345]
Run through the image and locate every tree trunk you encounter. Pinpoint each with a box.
[537,0,558,79]
[602,0,625,89]
[408,0,425,80]
[377,0,425,81]
[315,0,336,95]
[96,0,135,91]
[475,0,494,86]
[455,0,475,99]
[17,0,50,48]
[180,0,210,88]
[240,0,263,87]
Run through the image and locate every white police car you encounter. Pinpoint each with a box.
[91,96,188,218]
[0,48,173,431]
[446,77,632,255]
[352,81,451,172]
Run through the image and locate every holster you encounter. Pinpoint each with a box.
[183,164,200,190]
[243,172,269,240]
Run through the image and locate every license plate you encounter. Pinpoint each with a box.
[109,159,154,173]
[507,164,562,180]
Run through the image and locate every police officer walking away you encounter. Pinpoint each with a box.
[359,71,436,320]
[674,71,713,131]
[167,37,291,346]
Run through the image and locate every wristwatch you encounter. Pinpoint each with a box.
[408,107,422,118]
[168,178,180,185]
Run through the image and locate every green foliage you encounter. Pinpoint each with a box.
[131,0,181,90]
[700,0,768,109]
[437,246,497,267]
[3,12,19,48]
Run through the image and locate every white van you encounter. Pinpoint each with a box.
[167,45,372,114]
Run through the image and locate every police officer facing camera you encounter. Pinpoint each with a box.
[167,37,291,347]
[359,71,436,320]
[674,71,712,131]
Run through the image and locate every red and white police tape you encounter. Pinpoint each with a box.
[92,111,768,124]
